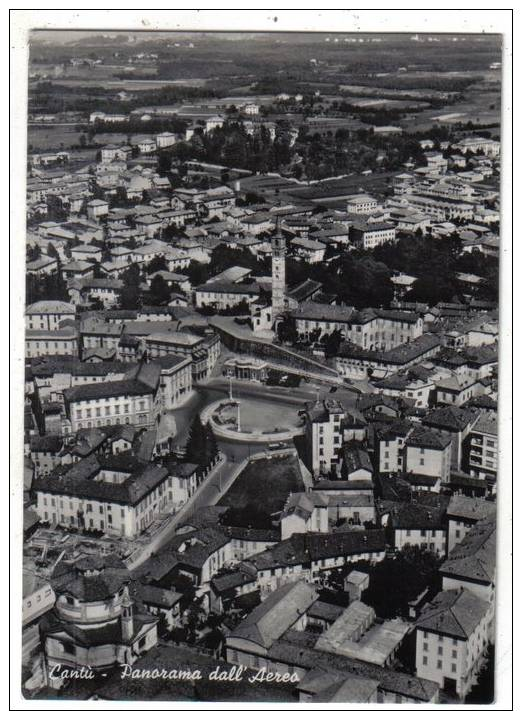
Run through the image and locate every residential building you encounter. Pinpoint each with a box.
[453,137,500,157]
[246,529,386,596]
[63,370,161,432]
[415,588,491,698]
[291,304,423,352]
[383,498,449,556]
[440,516,496,606]
[346,195,378,215]
[466,413,498,491]
[86,199,109,220]
[194,280,265,311]
[280,492,330,539]
[225,581,438,704]
[302,399,347,475]
[33,453,192,538]
[335,334,441,381]
[144,329,220,381]
[25,327,79,359]
[351,222,396,250]
[445,495,496,555]
[376,423,451,491]
[155,131,177,148]
[290,236,326,263]
[25,300,76,331]
[423,406,479,469]
[26,256,58,276]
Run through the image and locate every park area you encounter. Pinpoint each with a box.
[217,453,305,516]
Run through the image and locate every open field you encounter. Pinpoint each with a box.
[27,124,89,151]
[217,453,305,514]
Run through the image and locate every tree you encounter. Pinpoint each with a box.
[47,242,60,259]
[361,545,441,618]
[149,274,171,306]
[157,611,170,638]
[185,600,206,643]
[109,186,128,208]
[119,262,142,310]
[26,270,68,305]
[146,255,168,274]
[157,152,172,176]
[205,422,219,464]
[465,644,495,703]
[337,253,394,308]
[219,504,274,530]
[185,415,209,466]
[26,244,41,262]
[324,329,343,358]
[277,314,298,344]
[408,273,458,306]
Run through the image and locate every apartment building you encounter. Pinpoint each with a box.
[416,588,491,699]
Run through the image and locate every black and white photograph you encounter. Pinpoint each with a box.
[10,10,512,708]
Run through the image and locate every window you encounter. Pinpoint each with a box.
[451,663,457,673]
[61,641,76,655]
[423,656,428,666]
[438,646,443,655]
[423,642,428,652]
[437,660,442,669]
[452,650,457,659]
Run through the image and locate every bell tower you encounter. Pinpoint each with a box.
[121,586,134,643]
[271,219,286,317]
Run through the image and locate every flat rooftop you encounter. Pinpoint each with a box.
[315,600,410,666]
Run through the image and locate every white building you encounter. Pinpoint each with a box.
[346,195,378,215]
[302,399,346,476]
[351,222,396,250]
[416,588,491,699]
[25,300,76,331]
[445,496,496,555]
[155,131,177,148]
